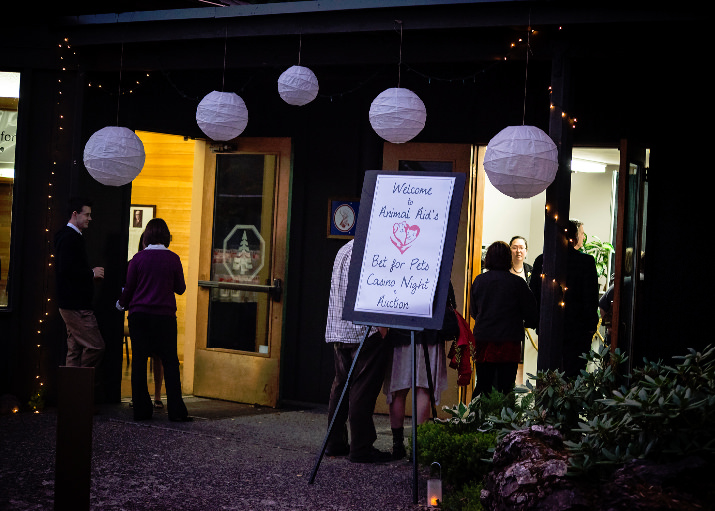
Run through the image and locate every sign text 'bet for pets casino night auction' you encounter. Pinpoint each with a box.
[354,174,455,319]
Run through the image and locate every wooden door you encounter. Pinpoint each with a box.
[192,138,291,407]
[381,142,480,409]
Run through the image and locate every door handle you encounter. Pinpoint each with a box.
[198,278,282,302]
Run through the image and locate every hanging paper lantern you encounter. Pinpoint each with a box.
[196,90,248,141]
[83,126,145,187]
[278,65,319,106]
[369,87,426,144]
[483,125,558,199]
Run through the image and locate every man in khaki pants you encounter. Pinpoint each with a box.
[54,197,105,368]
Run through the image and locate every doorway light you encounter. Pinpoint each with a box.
[571,158,606,173]
[0,72,20,98]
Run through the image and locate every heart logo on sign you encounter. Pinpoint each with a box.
[391,221,420,254]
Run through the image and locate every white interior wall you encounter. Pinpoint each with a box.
[479,147,615,287]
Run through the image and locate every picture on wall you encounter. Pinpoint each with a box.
[327,199,360,239]
[128,204,156,260]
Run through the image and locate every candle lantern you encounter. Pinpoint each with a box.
[427,461,442,507]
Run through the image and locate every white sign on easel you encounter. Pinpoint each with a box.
[354,174,455,318]
[343,170,465,331]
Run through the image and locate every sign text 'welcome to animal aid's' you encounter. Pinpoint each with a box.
[354,174,455,318]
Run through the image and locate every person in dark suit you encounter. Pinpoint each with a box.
[54,197,105,368]
[530,220,599,378]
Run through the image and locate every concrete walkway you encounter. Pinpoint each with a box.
[1,397,433,510]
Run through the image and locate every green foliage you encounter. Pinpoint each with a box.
[440,481,485,511]
[416,421,497,488]
[581,234,614,279]
[28,386,46,413]
[436,387,533,432]
[489,345,626,443]
[487,344,715,475]
[567,345,715,474]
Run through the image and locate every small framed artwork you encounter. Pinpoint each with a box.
[328,199,360,239]
[128,204,156,260]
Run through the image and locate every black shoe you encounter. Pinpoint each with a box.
[325,444,350,457]
[349,448,392,464]
[392,442,406,460]
[169,416,193,422]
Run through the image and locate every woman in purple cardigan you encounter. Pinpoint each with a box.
[118,218,190,422]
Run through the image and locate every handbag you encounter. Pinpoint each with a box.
[447,309,476,386]
[438,282,460,342]
[438,304,460,342]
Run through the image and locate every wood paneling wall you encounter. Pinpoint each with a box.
[0,179,12,305]
[131,131,195,359]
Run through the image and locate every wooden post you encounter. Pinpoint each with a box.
[55,366,94,511]
[538,41,573,374]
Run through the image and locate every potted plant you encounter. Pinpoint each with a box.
[581,234,614,284]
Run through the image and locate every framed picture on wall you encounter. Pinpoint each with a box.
[327,199,360,239]
[128,204,156,260]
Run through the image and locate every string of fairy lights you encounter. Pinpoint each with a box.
[78,24,580,115]
[27,37,79,412]
[26,23,579,411]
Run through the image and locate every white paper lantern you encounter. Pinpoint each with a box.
[83,126,146,187]
[278,65,319,106]
[196,90,248,141]
[483,125,559,199]
[369,87,426,144]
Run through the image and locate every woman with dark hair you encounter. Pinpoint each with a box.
[118,218,190,422]
[509,235,532,285]
[470,241,538,395]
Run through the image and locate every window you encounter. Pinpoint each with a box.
[0,71,20,307]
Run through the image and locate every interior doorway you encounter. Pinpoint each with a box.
[480,145,622,384]
[121,130,198,400]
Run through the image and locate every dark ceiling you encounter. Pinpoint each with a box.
[53,0,302,16]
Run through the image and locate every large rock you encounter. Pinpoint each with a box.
[480,425,713,510]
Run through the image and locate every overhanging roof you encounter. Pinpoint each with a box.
[56,0,695,46]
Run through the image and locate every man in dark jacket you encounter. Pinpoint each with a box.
[530,220,599,378]
[54,197,105,367]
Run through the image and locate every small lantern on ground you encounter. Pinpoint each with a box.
[196,90,248,141]
[483,125,558,199]
[83,126,146,187]
[427,461,442,508]
[369,87,426,144]
[278,65,319,106]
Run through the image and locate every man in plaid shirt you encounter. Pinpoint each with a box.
[325,239,392,463]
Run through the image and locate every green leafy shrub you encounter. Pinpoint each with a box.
[416,421,497,488]
[440,481,484,511]
[437,387,533,432]
[567,345,715,474]
[489,344,715,475]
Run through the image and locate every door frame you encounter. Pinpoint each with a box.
[610,139,647,372]
[381,142,479,410]
[182,137,291,407]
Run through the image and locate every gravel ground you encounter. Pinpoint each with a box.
[0,397,433,510]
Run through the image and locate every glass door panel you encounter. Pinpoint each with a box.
[207,154,275,353]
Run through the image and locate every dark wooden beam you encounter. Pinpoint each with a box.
[537,39,572,374]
